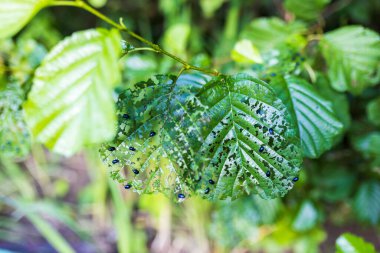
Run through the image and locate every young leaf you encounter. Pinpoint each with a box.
[163,23,191,58]
[200,0,226,18]
[24,28,122,156]
[240,17,306,52]
[353,180,380,225]
[336,233,376,253]
[194,74,302,200]
[284,0,331,21]
[100,74,210,200]
[231,39,263,64]
[271,76,344,158]
[0,0,52,39]
[0,84,30,158]
[320,26,380,94]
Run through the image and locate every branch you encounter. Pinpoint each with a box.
[50,0,220,76]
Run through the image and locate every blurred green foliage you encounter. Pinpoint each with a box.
[0,0,380,252]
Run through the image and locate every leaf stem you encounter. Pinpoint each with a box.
[50,0,220,76]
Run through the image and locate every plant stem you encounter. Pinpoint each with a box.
[120,47,159,59]
[51,0,220,76]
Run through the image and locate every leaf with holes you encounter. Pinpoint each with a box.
[100,74,210,200]
[194,74,302,200]
[0,0,52,39]
[271,76,344,158]
[101,74,302,201]
[24,28,122,156]
[320,26,380,94]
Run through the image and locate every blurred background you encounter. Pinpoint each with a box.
[0,0,380,252]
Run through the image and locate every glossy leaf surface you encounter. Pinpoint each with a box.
[0,0,51,39]
[271,76,344,158]
[24,28,122,156]
[320,26,380,94]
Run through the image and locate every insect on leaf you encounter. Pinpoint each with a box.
[194,74,302,200]
[102,74,303,201]
[100,74,210,200]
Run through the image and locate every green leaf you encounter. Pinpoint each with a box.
[101,74,303,200]
[336,233,376,253]
[353,180,380,225]
[0,0,52,39]
[320,26,380,94]
[239,18,307,76]
[0,84,30,158]
[100,74,209,200]
[24,28,122,156]
[121,54,158,85]
[314,74,351,131]
[200,0,226,18]
[211,195,281,248]
[352,132,380,157]
[292,200,319,232]
[163,23,191,58]
[231,39,263,64]
[194,74,302,200]
[271,76,344,158]
[284,0,331,21]
[367,97,380,126]
[310,163,355,203]
[241,17,306,53]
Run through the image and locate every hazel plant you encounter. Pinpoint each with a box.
[1,0,379,202]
